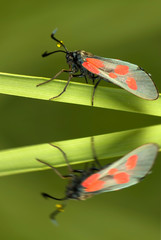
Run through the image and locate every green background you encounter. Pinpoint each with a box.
[0,0,160,239]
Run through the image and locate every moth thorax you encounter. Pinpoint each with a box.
[66,52,74,63]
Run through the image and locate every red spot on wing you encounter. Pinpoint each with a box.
[126,155,138,170]
[114,172,129,184]
[82,173,100,188]
[108,168,118,175]
[82,62,100,74]
[86,58,104,68]
[126,77,137,90]
[114,65,129,75]
[84,180,105,192]
[81,173,105,192]
[109,72,117,79]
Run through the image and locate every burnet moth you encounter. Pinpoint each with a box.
[36,140,159,224]
[37,29,159,105]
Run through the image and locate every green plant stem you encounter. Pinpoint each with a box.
[0,124,160,177]
[0,72,161,116]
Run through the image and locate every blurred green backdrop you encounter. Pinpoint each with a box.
[0,0,160,239]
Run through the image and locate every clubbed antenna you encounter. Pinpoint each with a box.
[42,192,67,201]
[42,28,68,58]
[42,192,67,226]
[51,28,68,53]
[50,203,66,226]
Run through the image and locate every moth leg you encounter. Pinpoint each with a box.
[72,169,85,173]
[49,143,73,173]
[72,74,84,77]
[72,73,88,84]
[92,78,101,106]
[90,163,100,171]
[36,69,73,87]
[48,144,90,176]
[49,74,73,100]
[91,136,102,169]
[36,158,69,179]
[84,75,88,84]
[89,74,98,85]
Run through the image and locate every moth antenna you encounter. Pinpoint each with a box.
[42,193,68,225]
[42,192,67,201]
[50,203,67,226]
[51,28,68,53]
[42,29,68,58]
[42,50,67,58]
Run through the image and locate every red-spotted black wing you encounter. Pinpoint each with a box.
[82,56,159,100]
[80,144,158,193]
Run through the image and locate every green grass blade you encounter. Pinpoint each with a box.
[0,72,161,116]
[0,124,161,177]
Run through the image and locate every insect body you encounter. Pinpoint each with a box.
[37,29,159,105]
[36,142,158,223]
